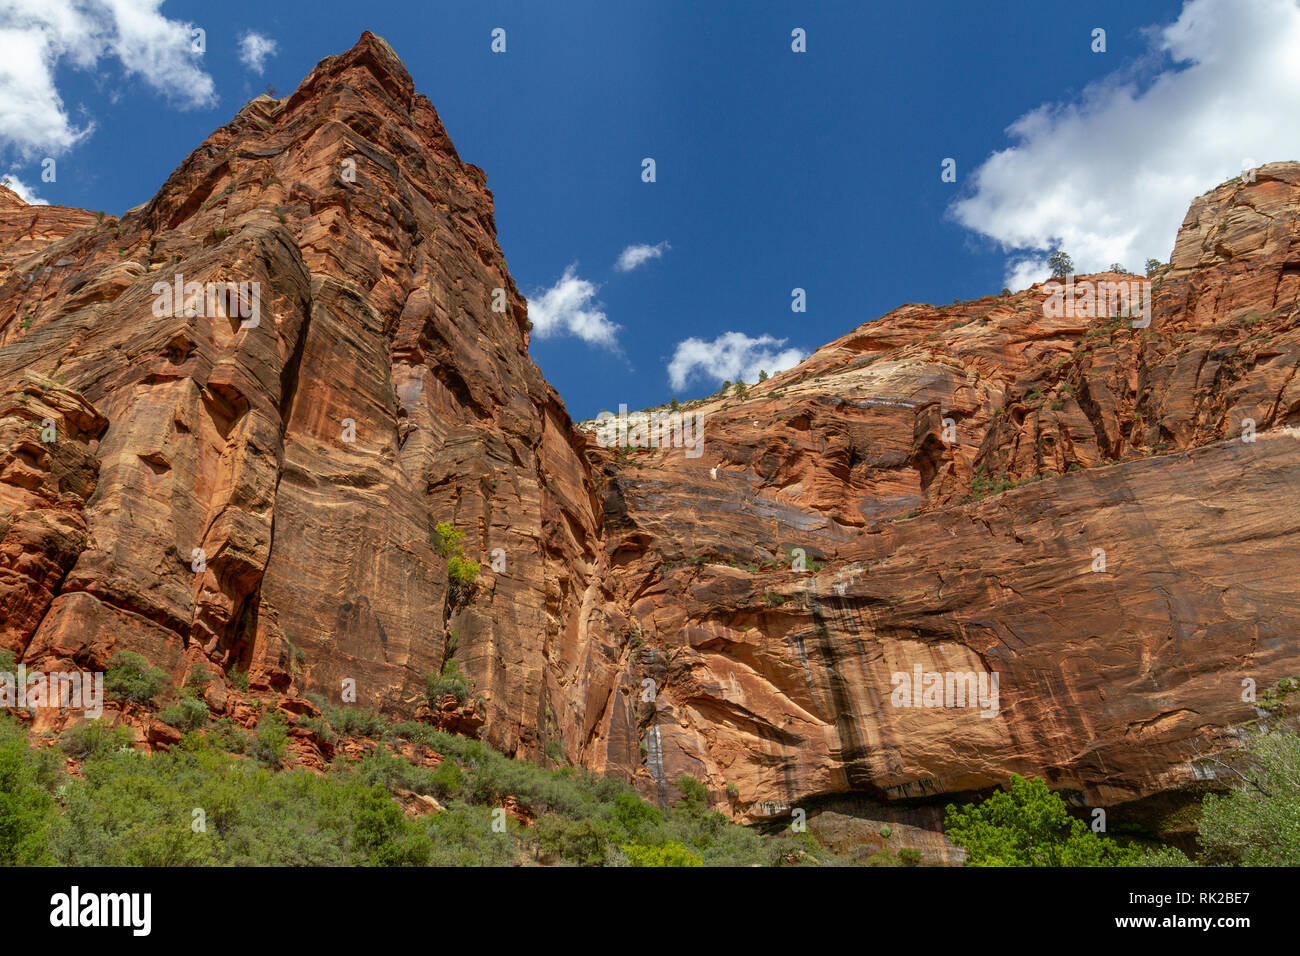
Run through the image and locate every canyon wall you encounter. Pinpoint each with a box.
[2,33,1298,844]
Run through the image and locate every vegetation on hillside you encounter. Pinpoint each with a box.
[0,707,867,867]
[945,731,1300,867]
[3,665,1295,866]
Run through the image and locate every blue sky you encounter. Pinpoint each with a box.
[5,0,1299,419]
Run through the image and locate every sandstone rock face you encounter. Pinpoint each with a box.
[0,33,602,766]
[2,33,1298,850]
[577,164,1300,831]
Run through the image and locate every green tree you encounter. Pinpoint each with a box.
[1048,250,1073,279]
[623,840,703,867]
[944,774,1138,866]
[1197,731,1300,865]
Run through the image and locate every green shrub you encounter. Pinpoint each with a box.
[330,707,389,738]
[433,521,479,602]
[206,718,248,753]
[350,785,433,866]
[447,555,480,599]
[104,650,170,706]
[623,840,703,867]
[0,734,56,865]
[611,791,663,842]
[430,758,464,798]
[299,715,336,743]
[249,711,288,768]
[675,775,709,811]
[898,847,922,866]
[431,521,465,558]
[427,660,473,704]
[60,722,134,759]
[183,664,213,696]
[534,815,615,866]
[159,695,209,732]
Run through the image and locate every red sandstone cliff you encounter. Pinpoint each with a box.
[2,33,1297,846]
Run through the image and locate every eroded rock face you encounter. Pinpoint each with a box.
[0,33,602,765]
[1,33,1298,848]
[579,164,1300,831]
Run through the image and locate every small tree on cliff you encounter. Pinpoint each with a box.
[1048,250,1073,279]
[432,521,480,604]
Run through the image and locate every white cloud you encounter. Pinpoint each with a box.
[238,30,277,75]
[950,0,1300,290]
[0,0,216,159]
[667,332,806,391]
[614,241,669,272]
[527,264,620,347]
[0,172,48,204]
[1004,257,1049,292]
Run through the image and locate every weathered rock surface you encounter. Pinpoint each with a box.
[0,33,601,767]
[2,33,1298,852]
[577,164,1300,834]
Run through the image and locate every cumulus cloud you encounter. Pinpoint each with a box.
[238,30,277,75]
[527,264,620,347]
[614,241,670,272]
[0,172,48,204]
[0,0,216,159]
[667,332,806,391]
[950,0,1300,289]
